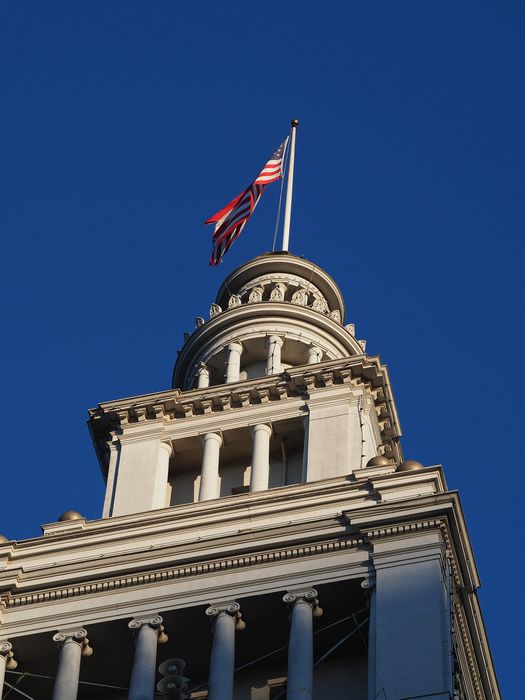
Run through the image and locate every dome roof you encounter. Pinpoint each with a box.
[215,252,346,320]
[172,253,361,390]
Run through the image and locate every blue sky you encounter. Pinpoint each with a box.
[1,2,523,696]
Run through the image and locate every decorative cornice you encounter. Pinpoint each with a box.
[89,356,402,474]
[3,535,364,609]
[92,359,385,422]
[357,516,466,589]
[360,517,446,543]
[454,599,484,700]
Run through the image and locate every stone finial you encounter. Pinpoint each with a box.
[398,460,425,472]
[58,511,83,522]
[195,316,205,328]
[366,455,392,468]
[329,309,342,323]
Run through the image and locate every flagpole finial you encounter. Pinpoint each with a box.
[291,119,299,127]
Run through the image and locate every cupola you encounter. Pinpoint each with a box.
[172,252,366,390]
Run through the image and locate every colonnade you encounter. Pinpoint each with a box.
[193,340,324,502]
[197,420,273,501]
[0,590,323,700]
[196,337,324,389]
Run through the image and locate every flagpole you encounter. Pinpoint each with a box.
[281,119,298,252]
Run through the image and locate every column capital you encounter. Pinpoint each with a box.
[226,340,243,353]
[129,615,168,644]
[0,641,17,670]
[197,363,210,388]
[307,344,323,363]
[206,601,246,631]
[109,433,121,449]
[251,422,272,436]
[158,441,173,457]
[283,589,323,617]
[361,576,376,592]
[200,431,223,447]
[266,334,284,348]
[53,628,93,656]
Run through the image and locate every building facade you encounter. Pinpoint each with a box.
[0,252,500,699]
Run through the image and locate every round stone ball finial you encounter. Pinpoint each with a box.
[397,460,425,472]
[291,118,299,127]
[0,534,9,543]
[366,456,392,468]
[58,510,84,522]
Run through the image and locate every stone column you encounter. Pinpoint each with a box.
[52,628,92,700]
[265,335,284,376]
[197,364,210,388]
[205,602,245,700]
[102,433,121,518]
[152,441,173,509]
[282,589,322,700]
[361,578,376,700]
[0,641,17,698]
[225,342,243,383]
[249,424,272,492]
[199,432,223,501]
[128,615,168,700]
[307,345,323,365]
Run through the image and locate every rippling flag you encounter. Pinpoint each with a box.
[205,138,288,266]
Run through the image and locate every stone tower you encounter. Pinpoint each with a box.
[0,252,500,700]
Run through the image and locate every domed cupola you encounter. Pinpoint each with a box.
[172,252,365,390]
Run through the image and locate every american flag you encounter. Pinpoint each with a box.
[205,138,288,266]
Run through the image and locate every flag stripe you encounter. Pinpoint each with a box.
[205,137,288,266]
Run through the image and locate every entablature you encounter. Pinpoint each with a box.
[0,467,445,600]
[89,355,402,477]
[0,472,483,657]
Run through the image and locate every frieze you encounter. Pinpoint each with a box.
[2,535,365,609]
[360,517,446,543]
